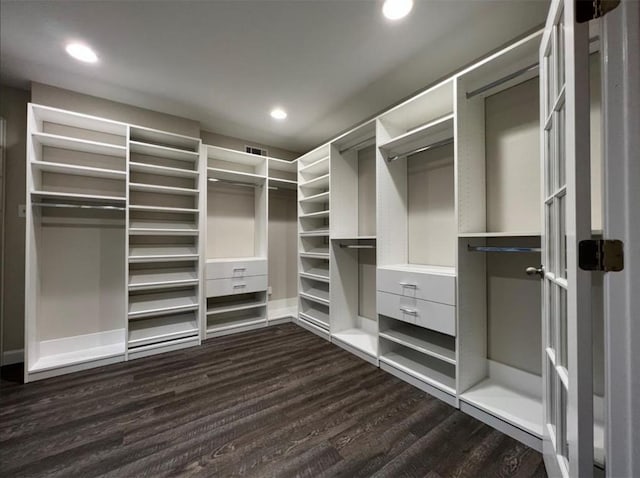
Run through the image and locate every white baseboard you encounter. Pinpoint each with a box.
[2,348,24,365]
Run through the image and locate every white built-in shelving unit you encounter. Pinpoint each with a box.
[375,77,458,407]
[126,126,203,360]
[297,144,331,339]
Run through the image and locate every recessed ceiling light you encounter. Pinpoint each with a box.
[65,42,98,63]
[382,0,413,20]
[270,108,287,120]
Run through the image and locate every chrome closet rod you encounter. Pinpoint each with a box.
[467,245,541,253]
[339,244,376,249]
[32,202,126,211]
[387,137,454,162]
[465,63,539,99]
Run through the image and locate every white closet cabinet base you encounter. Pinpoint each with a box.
[127,336,200,360]
[297,316,331,340]
[27,355,125,382]
[332,331,378,366]
[206,320,268,338]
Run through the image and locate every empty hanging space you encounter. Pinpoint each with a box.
[267,158,298,320]
[329,123,378,360]
[26,204,126,378]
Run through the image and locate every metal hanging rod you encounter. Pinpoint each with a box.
[467,245,541,253]
[208,177,263,188]
[32,202,126,211]
[466,63,539,99]
[338,136,376,154]
[339,244,376,249]
[387,137,454,162]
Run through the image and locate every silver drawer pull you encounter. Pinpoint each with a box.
[233,267,247,271]
[399,282,417,288]
[400,306,418,316]
[232,283,246,288]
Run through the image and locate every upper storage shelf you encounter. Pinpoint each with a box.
[207,145,268,185]
[377,79,454,155]
[130,126,200,153]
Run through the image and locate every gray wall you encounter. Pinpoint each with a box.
[201,130,299,161]
[0,86,30,354]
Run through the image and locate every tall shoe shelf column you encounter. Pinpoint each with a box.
[376,78,458,407]
[127,127,203,359]
[267,157,299,321]
[204,146,269,337]
[25,104,129,382]
[329,122,378,364]
[297,145,331,339]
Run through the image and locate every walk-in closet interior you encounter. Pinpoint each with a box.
[2,1,636,476]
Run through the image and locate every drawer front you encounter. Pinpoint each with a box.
[377,268,456,305]
[377,291,456,336]
[206,275,268,297]
[206,259,268,280]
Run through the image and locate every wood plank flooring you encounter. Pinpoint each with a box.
[0,324,546,477]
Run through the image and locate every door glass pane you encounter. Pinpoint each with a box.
[546,52,555,117]
[560,383,569,462]
[559,193,567,278]
[559,285,568,367]
[547,357,557,433]
[557,10,566,90]
[547,281,557,351]
[557,104,566,187]
[546,201,556,272]
[545,128,554,195]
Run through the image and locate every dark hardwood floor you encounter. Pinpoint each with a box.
[0,324,546,478]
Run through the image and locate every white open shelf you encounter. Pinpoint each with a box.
[129,292,199,319]
[378,114,454,160]
[299,191,329,204]
[298,311,329,329]
[299,156,329,176]
[207,144,268,166]
[129,205,199,214]
[379,322,456,365]
[31,161,126,180]
[299,173,330,190]
[207,167,266,185]
[299,228,330,237]
[460,377,543,438]
[299,250,330,260]
[129,182,199,196]
[130,126,200,152]
[128,314,198,348]
[129,220,199,236]
[299,290,330,306]
[299,264,330,282]
[129,161,198,178]
[207,311,267,334]
[333,327,377,357]
[31,190,126,205]
[458,232,541,238]
[300,210,330,219]
[129,140,199,162]
[380,348,456,395]
[129,245,199,263]
[207,297,267,315]
[32,132,126,158]
[268,157,297,173]
[128,268,199,291]
[32,103,127,137]
[29,330,125,373]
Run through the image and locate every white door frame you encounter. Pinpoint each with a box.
[601,2,640,477]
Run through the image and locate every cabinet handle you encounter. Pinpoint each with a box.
[400,306,418,316]
[232,283,246,288]
[233,267,247,271]
[399,282,417,288]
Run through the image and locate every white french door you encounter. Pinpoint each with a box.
[540,1,593,477]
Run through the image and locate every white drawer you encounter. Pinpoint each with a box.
[206,258,267,280]
[377,267,456,306]
[377,291,456,336]
[206,275,268,297]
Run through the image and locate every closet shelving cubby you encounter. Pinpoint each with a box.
[25,104,129,381]
[127,126,203,359]
[297,145,331,338]
[376,78,458,406]
[205,145,269,337]
[454,32,545,449]
[329,122,379,363]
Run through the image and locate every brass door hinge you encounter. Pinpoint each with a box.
[576,0,621,23]
[579,239,624,272]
